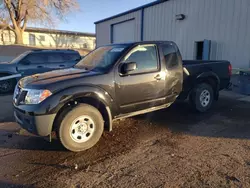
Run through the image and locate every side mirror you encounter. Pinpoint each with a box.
[20,60,30,65]
[120,62,137,75]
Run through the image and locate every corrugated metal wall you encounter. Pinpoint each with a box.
[96,10,142,46]
[96,0,250,68]
[143,0,250,68]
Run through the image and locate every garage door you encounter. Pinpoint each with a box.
[112,19,135,43]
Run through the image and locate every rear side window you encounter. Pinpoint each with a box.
[47,53,64,63]
[162,44,178,68]
[23,53,47,64]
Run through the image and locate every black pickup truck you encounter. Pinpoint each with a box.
[13,41,231,152]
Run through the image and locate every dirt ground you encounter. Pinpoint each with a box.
[0,92,250,188]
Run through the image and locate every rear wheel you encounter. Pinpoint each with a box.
[56,104,104,152]
[0,79,15,94]
[189,83,214,112]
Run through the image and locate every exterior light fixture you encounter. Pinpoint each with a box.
[176,14,186,20]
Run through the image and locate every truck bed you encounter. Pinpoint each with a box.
[180,60,231,100]
[183,60,229,66]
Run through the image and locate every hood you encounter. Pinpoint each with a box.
[19,68,101,89]
[0,61,17,73]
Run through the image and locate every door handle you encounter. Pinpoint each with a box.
[37,65,43,68]
[154,74,162,80]
[59,65,65,68]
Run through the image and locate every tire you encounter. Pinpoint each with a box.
[56,104,104,152]
[0,79,15,94]
[189,83,214,112]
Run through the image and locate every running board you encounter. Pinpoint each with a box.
[114,103,172,120]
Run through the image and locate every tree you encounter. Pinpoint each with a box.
[0,0,78,44]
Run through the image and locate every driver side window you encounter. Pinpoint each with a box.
[122,44,158,74]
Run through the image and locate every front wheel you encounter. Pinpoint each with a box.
[56,104,104,152]
[0,79,15,94]
[189,83,214,112]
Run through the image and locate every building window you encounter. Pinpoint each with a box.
[40,35,45,42]
[29,34,36,46]
[4,33,10,42]
[83,43,88,48]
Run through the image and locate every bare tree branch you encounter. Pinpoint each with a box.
[1,0,79,44]
[21,11,28,31]
[18,0,22,12]
[0,17,14,32]
[11,2,18,19]
[4,0,18,29]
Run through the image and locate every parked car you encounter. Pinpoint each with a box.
[13,41,231,152]
[0,49,81,93]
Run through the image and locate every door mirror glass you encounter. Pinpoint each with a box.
[20,60,30,65]
[120,62,137,74]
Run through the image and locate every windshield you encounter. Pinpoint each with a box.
[10,51,30,64]
[75,45,128,71]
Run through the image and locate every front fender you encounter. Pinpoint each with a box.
[38,86,116,115]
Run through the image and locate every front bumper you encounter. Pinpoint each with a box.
[14,107,56,136]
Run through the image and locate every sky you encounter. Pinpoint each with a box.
[56,0,155,34]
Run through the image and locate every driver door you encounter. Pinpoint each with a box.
[115,44,166,114]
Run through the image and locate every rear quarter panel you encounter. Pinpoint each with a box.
[181,60,230,99]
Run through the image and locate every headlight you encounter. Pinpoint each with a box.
[25,89,52,104]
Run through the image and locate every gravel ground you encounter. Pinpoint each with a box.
[0,92,250,188]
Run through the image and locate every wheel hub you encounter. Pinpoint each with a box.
[0,81,10,90]
[200,89,210,107]
[78,123,88,133]
[70,115,95,143]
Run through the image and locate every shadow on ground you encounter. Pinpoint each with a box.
[0,181,33,188]
[136,96,250,139]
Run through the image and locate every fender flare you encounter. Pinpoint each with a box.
[41,86,115,131]
[196,71,220,99]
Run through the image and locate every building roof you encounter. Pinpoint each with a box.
[25,27,95,37]
[0,25,95,37]
[94,0,169,24]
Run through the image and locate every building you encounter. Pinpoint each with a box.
[0,26,96,50]
[95,0,250,69]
